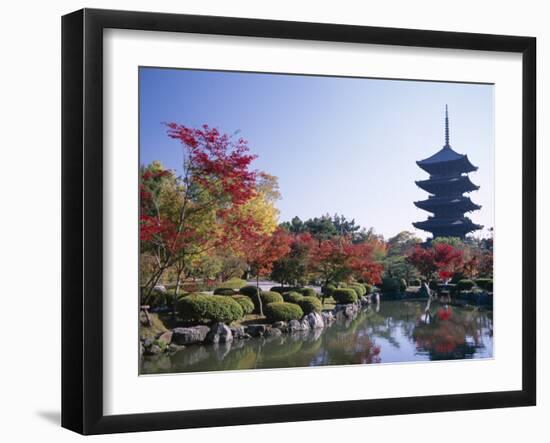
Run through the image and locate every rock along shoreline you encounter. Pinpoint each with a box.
[141,295,372,356]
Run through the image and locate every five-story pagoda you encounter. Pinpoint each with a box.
[413,106,482,239]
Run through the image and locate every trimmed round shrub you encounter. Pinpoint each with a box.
[219,278,247,289]
[283,291,304,304]
[231,295,255,314]
[250,291,284,313]
[298,296,323,314]
[321,283,336,296]
[457,279,476,291]
[261,291,284,305]
[239,285,262,298]
[298,287,317,298]
[349,283,366,297]
[363,283,373,294]
[332,288,358,304]
[270,286,301,294]
[177,294,243,323]
[475,278,493,292]
[213,287,238,296]
[264,302,304,322]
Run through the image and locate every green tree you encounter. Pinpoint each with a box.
[270,233,315,286]
[387,231,422,256]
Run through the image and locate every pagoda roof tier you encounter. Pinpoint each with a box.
[415,175,479,195]
[413,216,483,233]
[417,146,478,175]
[414,195,481,214]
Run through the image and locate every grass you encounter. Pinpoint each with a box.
[233,313,270,326]
[139,312,168,341]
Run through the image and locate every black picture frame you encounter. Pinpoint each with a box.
[62,8,536,435]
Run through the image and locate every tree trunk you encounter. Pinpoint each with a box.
[172,267,184,319]
[141,306,152,327]
[142,267,165,301]
[256,274,263,317]
[321,278,329,306]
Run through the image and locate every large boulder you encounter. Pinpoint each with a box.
[288,319,303,333]
[230,326,247,339]
[304,312,324,329]
[246,324,267,337]
[156,330,173,346]
[206,322,233,344]
[359,295,371,307]
[272,321,288,332]
[321,311,335,325]
[171,325,210,345]
[300,318,311,331]
[334,303,359,319]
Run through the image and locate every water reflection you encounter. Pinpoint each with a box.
[141,300,493,374]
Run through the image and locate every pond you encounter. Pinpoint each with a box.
[140,300,493,375]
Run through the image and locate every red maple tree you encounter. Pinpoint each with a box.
[241,228,292,315]
[140,124,259,300]
[309,237,383,293]
[406,243,464,282]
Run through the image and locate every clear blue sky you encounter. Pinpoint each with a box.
[139,67,494,240]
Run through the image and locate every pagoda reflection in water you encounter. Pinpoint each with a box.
[413,106,482,239]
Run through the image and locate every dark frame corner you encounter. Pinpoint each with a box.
[62,8,536,435]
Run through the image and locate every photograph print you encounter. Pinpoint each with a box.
[139,67,494,375]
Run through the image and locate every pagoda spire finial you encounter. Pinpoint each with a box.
[445,104,450,147]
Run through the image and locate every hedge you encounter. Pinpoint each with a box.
[270,286,301,294]
[213,287,238,296]
[297,287,317,298]
[177,294,243,323]
[232,295,255,315]
[239,285,262,298]
[283,291,304,304]
[456,279,476,291]
[298,296,323,314]
[475,278,493,292]
[264,302,304,322]
[332,288,358,304]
